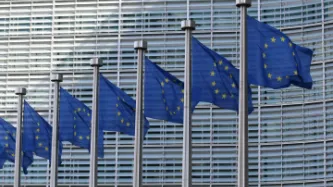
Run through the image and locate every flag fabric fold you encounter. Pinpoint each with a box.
[192,37,254,113]
[247,15,313,89]
[99,74,150,136]
[144,57,199,123]
[59,87,104,158]
[23,101,62,165]
[0,117,33,174]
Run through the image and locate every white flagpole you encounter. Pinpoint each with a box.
[13,87,27,187]
[89,58,103,187]
[181,20,195,187]
[236,0,251,187]
[133,40,147,187]
[50,74,63,187]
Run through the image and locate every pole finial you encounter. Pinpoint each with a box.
[236,0,251,7]
[134,40,147,51]
[90,58,103,67]
[51,74,63,82]
[181,20,196,31]
[15,88,26,96]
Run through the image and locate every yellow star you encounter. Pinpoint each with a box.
[5,144,8,147]
[126,122,130,127]
[268,73,272,79]
[39,143,43,147]
[4,136,8,140]
[264,43,268,48]
[181,89,184,93]
[280,37,285,42]
[166,106,169,111]
[292,52,295,56]
[294,71,298,75]
[121,119,124,123]
[181,98,184,103]
[177,106,181,111]
[74,116,76,120]
[262,53,266,58]
[271,37,276,43]
[86,136,90,140]
[36,128,40,133]
[161,82,164,87]
[215,89,219,94]
[162,90,165,94]
[169,111,172,115]
[45,147,49,151]
[165,78,169,83]
[11,153,15,157]
[74,131,77,136]
[231,94,235,98]
[277,76,282,82]
[286,75,289,79]
[35,135,39,140]
[116,103,119,107]
[74,110,77,114]
[224,66,229,71]
[210,71,215,76]
[213,63,216,67]
[232,83,236,88]
[289,42,293,47]
[117,97,120,100]
[264,64,268,69]
[117,112,121,116]
[163,98,166,103]
[219,60,223,65]
[211,81,216,86]
[229,74,233,78]
[222,94,227,99]
[87,113,90,117]
[37,122,40,126]
[83,108,86,112]
[173,112,176,115]
[79,136,83,140]
[77,108,81,112]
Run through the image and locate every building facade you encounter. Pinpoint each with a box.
[0,0,332,186]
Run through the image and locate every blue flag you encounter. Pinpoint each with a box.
[99,74,150,136]
[0,117,33,174]
[144,57,199,123]
[192,37,254,113]
[23,101,62,164]
[247,15,313,89]
[59,87,104,158]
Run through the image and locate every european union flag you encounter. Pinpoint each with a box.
[59,87,104,158]
[144,57,199,123]
[0,117,33,174]
[192,37,254,113]
[23,101,62,164]
[247,15,313,89]
[99,74,150,136]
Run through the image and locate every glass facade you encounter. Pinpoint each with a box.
[0,0,331,186]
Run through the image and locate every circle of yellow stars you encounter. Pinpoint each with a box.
[115,98,131,127]
[160,78,183,117]
[263,36,298,81]
[210,59,237,99]
[73,107,91,140]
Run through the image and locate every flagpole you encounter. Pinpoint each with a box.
[133,40,147,187]
[89,58,103,187]
[50,74,63,187]
[236,1,251,187]
[181,20,195,187]
[14,87,26,187]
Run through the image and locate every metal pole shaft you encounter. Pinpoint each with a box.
[89,58,103,187]
[236,1,251,187]
[133,40,147,187]
[181,20,195,187]
[50,74,63,187]
[14,87,26,187]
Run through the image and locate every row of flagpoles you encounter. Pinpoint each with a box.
[2,0,315,187]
